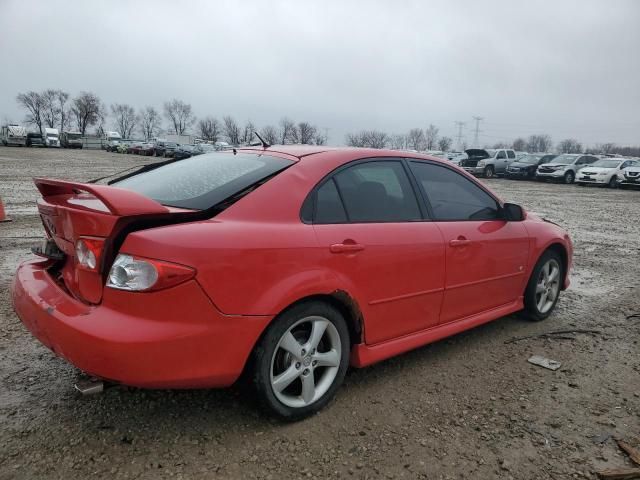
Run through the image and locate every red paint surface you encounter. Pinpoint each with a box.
[12,147,573,387]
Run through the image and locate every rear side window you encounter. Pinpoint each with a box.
[315,179,348,223]
[410,162,500,221]
[113,152,292,209]
[332,161,421,223]
[507,151,516,159]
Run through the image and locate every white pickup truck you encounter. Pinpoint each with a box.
[459,148,516,178]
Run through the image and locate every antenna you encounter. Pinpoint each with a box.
[254,131,270,148]
[472,116,483,147]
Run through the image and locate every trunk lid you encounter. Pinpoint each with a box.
[35,178,174,304]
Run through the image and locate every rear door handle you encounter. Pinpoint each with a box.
[330,242,365,254]
[449,237,472,247]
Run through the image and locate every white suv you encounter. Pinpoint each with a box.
[617,162,640,189]
[576,158,639,187]
[535,154,599,184]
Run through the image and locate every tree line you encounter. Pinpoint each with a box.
[346,127,640,156]
[14,89,327,146]
[12,89,639,155]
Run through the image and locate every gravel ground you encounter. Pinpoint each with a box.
[1,147,639,480]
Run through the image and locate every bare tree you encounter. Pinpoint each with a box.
[296,122,317,144]
[407,128,426,151]
[425,124,439,150]
[313,131,327,145]
[526,134,553,153]
[492,141,509,149]
[594,142,616,154]
[241,120,256,144]
[140,106,162,140]
[16,91,45,135]
[390,134,408,150]
[41,89,60,128]
[512,137,527,151]
[197,116,221,142]
[55,90,70,132]
[71,92,104,135]
[163,99,194,135]
[438,136,453,152]
[222,116,241,145]
[557,138,582,154]
[111,103,137,138]
[279,117,296,144]
[346,130,388,149]
[260,125,278,145]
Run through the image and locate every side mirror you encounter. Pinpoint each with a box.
[502,203,525,221]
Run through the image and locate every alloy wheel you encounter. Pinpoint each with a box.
[535,258,561,314]
[270,316,342,408]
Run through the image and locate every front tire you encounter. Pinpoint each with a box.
[523,250,564,321]
[564,171,575,184]
[253,301,350,420]
[483,165,495,178]
[608,176,617,188]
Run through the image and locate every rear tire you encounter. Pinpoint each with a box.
[523,250,564,321]
[253,301,350,420]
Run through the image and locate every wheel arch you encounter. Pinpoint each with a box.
[543,242,569,290]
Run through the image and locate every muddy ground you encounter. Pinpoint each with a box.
[0,147,638,480]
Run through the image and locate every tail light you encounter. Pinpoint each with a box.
[106,254,195,292]
[75,237,105,271]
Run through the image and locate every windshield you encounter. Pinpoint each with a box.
[47,134,58,138]
[112,152,293,209]
[549,154,577,164]
[589,159,621,168]
[67,133,81,139]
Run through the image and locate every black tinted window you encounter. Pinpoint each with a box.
[315,179,347,223]
[113,153,292,209]
[507,151,515,159]
[410,162,499,221]
[497,151,507,159]
[332,161,421,223]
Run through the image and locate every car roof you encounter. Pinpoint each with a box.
[237,145,450,166]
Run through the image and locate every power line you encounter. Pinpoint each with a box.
[472,116,483,147]
[454,121,465,150]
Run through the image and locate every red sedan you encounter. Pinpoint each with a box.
[12,146,572,419]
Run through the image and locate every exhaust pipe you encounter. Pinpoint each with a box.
[74,377,104,395]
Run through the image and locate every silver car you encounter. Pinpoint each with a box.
[535,154,599,184]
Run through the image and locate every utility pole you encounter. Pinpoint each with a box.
[472,116,483,147]
[454,121,465,151]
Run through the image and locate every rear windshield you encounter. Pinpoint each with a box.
[112,152,292,209]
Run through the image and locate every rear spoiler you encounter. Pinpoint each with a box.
[34,178,170,216]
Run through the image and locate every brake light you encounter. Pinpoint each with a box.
[106,254,195,292]
[75,237,105,271]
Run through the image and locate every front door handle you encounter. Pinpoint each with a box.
[330,242,365,254]
[449,237,472,247]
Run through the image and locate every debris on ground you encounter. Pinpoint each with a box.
[527,355,562,370]
[505,329,602,344]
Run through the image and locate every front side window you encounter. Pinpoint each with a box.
[410,162,500,221]
[497,151,506,159]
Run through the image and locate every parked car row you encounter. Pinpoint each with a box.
[108,139,224,159]
[452,148,640,188]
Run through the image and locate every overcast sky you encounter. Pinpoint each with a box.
[1,0,638,147]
